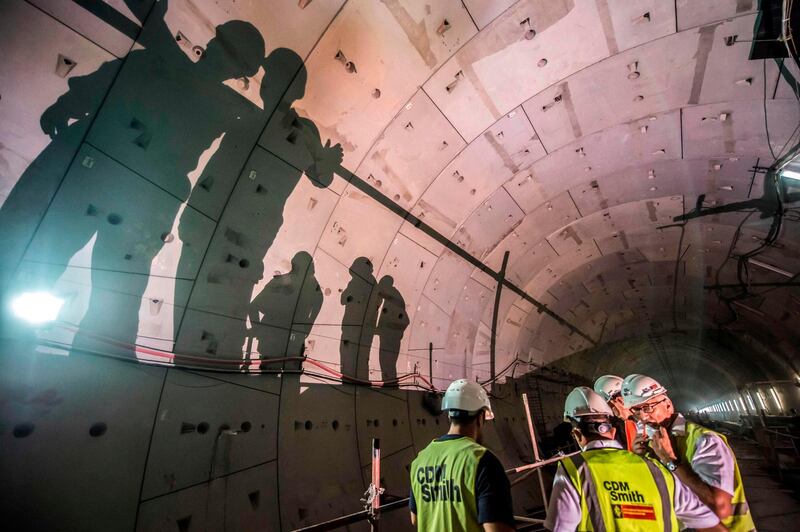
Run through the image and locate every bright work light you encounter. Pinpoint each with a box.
[780,160,800,181]
[10,291,64,324]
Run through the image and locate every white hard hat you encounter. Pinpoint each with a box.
[563,387,614,421]
[621,374,667,408]
[594,375,624,402]
[441,379,494,420]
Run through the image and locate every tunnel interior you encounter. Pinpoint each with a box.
[1,0,800,530]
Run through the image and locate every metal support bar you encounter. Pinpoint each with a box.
[291,498,408,532]
[490,251,510,380]
[508,451,580,474]
[704,281,800,289]
[515,516,546,524]
[293,446,575,531]
[429,342,434,385]
[370,438,381,531]
[338,165,597,346]
[522,393,549,508]
[72,0,141,40]
[291,498,547,532]
[748,258,795,278]
[510,452,580,488]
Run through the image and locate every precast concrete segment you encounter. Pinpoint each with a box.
[335,165,597,346]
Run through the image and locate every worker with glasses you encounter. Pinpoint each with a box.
[622,374,754,531]
[594,375,638,451]
[544,387,724,531]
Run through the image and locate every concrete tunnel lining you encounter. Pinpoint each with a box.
[1,0,799,530]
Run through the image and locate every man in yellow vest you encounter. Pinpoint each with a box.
[622,374,755,531]
[545,387,725,531]
[409,379,516,531]
[594,375,638,452]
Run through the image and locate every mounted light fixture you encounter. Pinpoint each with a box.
[10,291,64,324]
[747,257,793,278]
[769,386,783,413]
[777,156,800,182]
[781,167,800,181]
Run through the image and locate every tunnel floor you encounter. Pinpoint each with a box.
[729,437,800,532]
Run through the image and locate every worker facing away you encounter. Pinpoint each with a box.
[544,387,726,532]
[594,375,638,452]
[622,374,754,531]
[409,379,516,531]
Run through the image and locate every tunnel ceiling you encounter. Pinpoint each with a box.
[1,0,799,389]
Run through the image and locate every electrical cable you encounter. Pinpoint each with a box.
[765,60,779,161]
[38,321,440,391]
[707,55,799,325]
[783,0,800,71]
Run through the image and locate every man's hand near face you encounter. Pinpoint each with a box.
[651,427,678,462]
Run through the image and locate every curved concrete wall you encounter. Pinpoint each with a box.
[1,344,555,531]
[2,0,800,529]
[2,0,798,392]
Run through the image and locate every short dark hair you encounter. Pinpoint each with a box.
[569,415,613,437]
[448,409,481,424]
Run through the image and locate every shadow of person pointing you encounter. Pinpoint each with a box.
[173,47,342,365]
[2,0,267,358]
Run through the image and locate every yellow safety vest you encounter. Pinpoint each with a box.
[674,421,755,532]
[562,447,680,531]
[410,436,486,532]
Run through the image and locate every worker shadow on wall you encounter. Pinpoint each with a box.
[245,251,322,372]
[340,257,410,386]
[173,44,342,366]
[1,0,270,358]
[1,0,343,366]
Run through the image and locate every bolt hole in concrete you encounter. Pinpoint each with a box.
[107,213,122,225]
[240,421,252,433]
[248,490,260,509]
[332,420,340,430]
[13,423,35,438]
[305,420,313,430]
[197,422,209,434]
[392,418,398,426]
[89,422,107,437]
[239,258,250,268]
[374,419,380,427]
[176,516,191,532]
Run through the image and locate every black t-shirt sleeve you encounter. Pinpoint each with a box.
[409,487,417,513]
[612,417,629,448]
[476,451,515,525]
